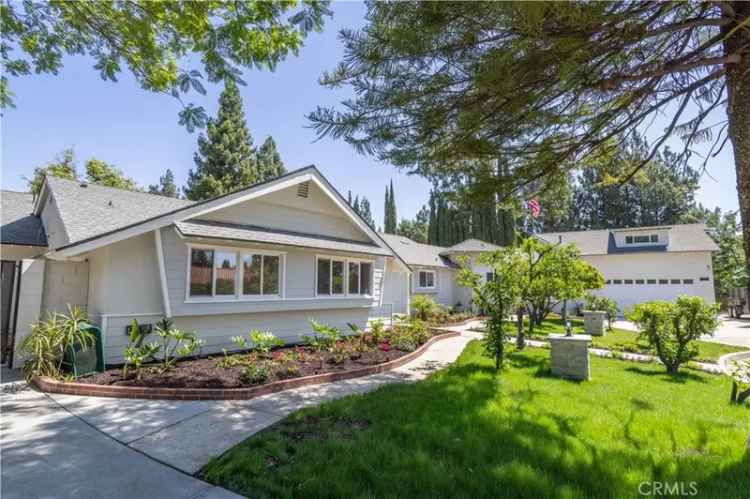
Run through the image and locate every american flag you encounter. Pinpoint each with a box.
[527,198,541,218]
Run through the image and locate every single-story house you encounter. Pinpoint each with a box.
[0,166,717,368]
[1,167,497,368]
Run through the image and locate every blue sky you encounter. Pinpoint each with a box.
[1,1,739,225]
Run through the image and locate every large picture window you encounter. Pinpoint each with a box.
[317,256,374,297]
[188,246,283,300]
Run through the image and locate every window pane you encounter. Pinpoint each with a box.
[332,260,344,294]
[348,262,359,294]
[214,251,236,295]
[360,263,372,295]
[190,249,213,296]
[317,259,331,295]
[419,271,427,288]
[650,234,659,243]
[243,254,262,295]
[263,255,280,295]
[625,236,633,244]
[426,272,435,288]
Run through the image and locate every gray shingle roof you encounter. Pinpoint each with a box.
[379,234,456,268]
[45,176,193,247]
[1,191,47,246]
[177,220,393,257]
[440,238,503,255]
[537,224,718,255]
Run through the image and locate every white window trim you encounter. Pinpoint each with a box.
[315,254,375,298]
[185,243,286,303]
[416,269,436,290]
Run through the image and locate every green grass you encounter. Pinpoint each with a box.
[505,317,745,363]
[202,342,749,499]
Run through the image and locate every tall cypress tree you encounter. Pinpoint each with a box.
[148,169,179,198]
[256,136,287,182]
[388,180,397,233]
[185,80,257,200]
[427,191,438,244]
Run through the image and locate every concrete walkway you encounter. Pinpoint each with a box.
[1,329,475,499]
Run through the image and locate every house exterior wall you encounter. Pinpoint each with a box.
[382,259,410,315]
[41,260,89,315]
[11,259,45,367]
[39,190,69,248]
[196,181,370,243]
[583,251,715,313]
[410,266,455,308]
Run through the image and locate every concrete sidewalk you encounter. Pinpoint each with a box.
[2,328,476,497]
[1,387,243,499]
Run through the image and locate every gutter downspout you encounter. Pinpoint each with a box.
[154,229,172,318]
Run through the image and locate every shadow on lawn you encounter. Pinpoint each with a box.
[624,365,708,384]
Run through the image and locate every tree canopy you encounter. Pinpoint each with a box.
[148,169,180,198]
[310,1,750,272]
[2,1,331,131]
[84,158,137,190]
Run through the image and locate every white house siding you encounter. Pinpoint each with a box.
[411,266,455,308]
[382,259,409,314]
[85,232,163,317]
[196,181,370,243]
[39,190,69,248]
[41,260,89,315]
[584,251,715,313]
[11,259,45,366]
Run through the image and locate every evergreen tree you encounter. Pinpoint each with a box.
[359,197,376,229]
[148,169,179,198]
[185,80,257,200]
[388,180,397,233]
[427,191,438,245]
[256,136,286,182]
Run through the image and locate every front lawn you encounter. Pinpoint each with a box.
[507,317,745,363]
[202,342,749,499]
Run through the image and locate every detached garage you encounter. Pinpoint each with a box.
[537,224,718,314]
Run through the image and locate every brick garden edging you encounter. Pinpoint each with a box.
[32,331,461,401]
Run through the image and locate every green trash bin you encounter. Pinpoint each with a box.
[63,324,105,377]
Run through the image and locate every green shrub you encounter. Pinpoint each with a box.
[122,318,160,380]
[411,294,437,321]
[232,330,284,356]
[20,305,94,380]
[155,320,203,372]
[628,296,719,374]
[728,359,750,404]
[585,294,618,330]
[308,319,342,350]
[369,319,387,344]
[241,362,272,384]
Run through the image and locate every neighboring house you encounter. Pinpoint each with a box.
[380,234,502,310]
[536,224,718,313]
[0,167,411,366]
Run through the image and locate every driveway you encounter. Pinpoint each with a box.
[0,386,242,499]
[614,316,750,348]
[1,329,476,498]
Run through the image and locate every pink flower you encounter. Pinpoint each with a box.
[380,342,391,352]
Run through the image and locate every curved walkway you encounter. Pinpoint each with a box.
[1,330,476,499]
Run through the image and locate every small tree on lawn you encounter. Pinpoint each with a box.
[457,249,523,370]
[628,296,720,374]
[518,238,603,348]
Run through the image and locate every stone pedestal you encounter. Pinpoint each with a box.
[583,310,607,336]
[549,334,591,381]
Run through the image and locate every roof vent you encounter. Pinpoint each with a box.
[297,181,310,198]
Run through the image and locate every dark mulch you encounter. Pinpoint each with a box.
[76,345,413,389]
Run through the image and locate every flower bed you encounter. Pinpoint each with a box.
[32,331,460,400]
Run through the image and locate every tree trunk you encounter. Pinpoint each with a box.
[516,307,524,343]
[725,3,750,297]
